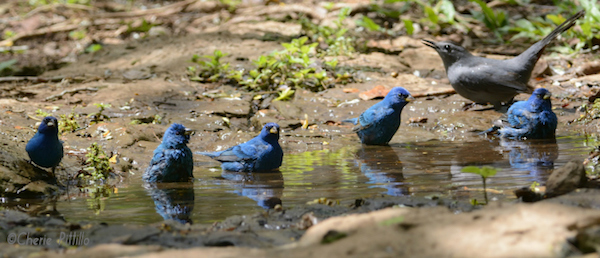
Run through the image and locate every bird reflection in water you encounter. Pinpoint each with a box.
[499,138,559,180]
[451,139,559,182]
[144,182,195,224]
[354,145,408,196]
[221,171,284,209]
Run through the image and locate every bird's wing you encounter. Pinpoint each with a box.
[353,103,392,132]
[207,140,267,162]
[452,63,530,94]
[147,148,169,171]
[506,101,532,129]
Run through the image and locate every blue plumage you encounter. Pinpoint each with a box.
[489,88,557,139]
[26,116,63,174]
[343,87,413,145]
[198,123,283,172]
[143,124,194,183]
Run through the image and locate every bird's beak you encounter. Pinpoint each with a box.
[269,127,279,134]
[406,95,415,102]
[184,128,195,136]
[543,93,552,100]
[47,121,55,127]
[421,39,438,50]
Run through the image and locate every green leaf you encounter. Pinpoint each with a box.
[274,88,295,101]
[479,166,498,178]
[85,44,103,53]
[0,59,17,72]
[403,19,414,35]
[545,14,564,25]
[462,166,497,178]
[438,0,456,24]
[424,6,438,24]
[127,19,154,33]
[356,16,381,31]
[461,166,482,174]
[68,30,87,40]
[325,58,338,69]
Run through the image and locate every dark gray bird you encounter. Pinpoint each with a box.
[423,10,585,108]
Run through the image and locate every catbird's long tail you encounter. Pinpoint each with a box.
[515,10,585,77]
[539,10,585,47]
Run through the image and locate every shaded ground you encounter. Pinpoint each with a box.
[1,0,600,256]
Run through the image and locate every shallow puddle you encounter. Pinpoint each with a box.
[4,135,594,225]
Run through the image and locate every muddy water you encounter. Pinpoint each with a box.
[45,134,591,225]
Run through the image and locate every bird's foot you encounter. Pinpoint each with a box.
[478,126,501,136]
[461,102,494,111]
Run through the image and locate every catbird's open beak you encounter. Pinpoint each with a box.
[269,127,279,134]
[184,128,195,136]
[421,39,438,50]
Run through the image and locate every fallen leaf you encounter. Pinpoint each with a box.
[359,85,390,100]
[343,88,359,93]
[408,117,428,124]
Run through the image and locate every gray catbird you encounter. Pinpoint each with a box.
[423,10,585,108]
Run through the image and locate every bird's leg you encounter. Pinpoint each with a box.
[462,102,494,111]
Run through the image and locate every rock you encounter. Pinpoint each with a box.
[573,225,600,254]
[545,160,587,198]
[0,153,59,198]
[543,188,600,209]
[271,100,303,120]
[16,181,59,197]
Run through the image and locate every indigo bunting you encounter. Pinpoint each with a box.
[26,116,63,174]
[343,87,413,145]
[485,88,557,139]
[143,124,194,183]
[198,123,283,172]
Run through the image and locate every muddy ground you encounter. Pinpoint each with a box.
[1,0,600,257]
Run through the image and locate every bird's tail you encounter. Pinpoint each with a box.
[195,151,218,157]
[539,10,585,47]
[341,118,358,125]
[515,10,585,79]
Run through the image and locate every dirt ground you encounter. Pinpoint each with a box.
[1,0,600,256]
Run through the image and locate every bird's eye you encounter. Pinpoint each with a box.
[444,45,452,52]
[175,131,181,135]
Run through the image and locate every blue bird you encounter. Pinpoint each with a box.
[198,123,283,172]
[342,87,414,145]
[485,88,557,139]
[26,116,63,174]
[143,124,194,183]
